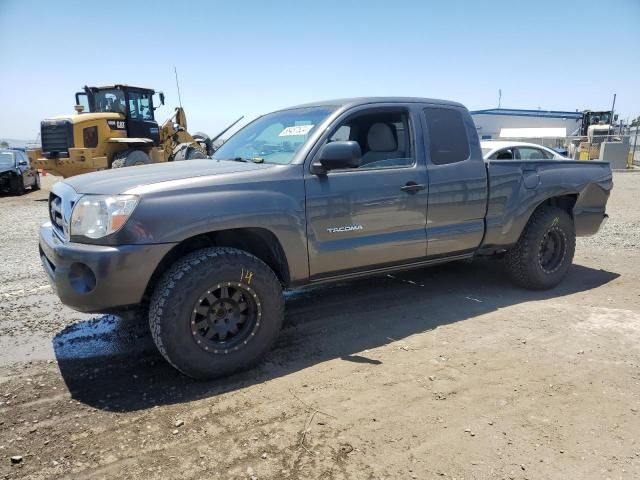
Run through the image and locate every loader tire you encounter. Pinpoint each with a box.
[111,149,151,169]
[193,132,213,155]
[172,143,207,161]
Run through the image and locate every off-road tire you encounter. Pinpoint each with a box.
[172,143,207,161]
[193,132,213,155]
[11,176,25,196]
[149,247,284,379]
[111,149,151,169]
[505,206,575,290]
[185,147,207,160]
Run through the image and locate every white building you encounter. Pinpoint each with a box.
[471,108,584,140]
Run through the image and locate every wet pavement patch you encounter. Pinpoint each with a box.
[52,313,154,360]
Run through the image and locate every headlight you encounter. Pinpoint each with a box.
[70,194,139,239]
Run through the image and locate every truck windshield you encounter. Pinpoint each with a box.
[0,151,16,167]
[213,106,337,164]
[92,89,126,114]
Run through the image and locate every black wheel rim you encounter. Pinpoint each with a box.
[190,282,261,354]
[538,227,566,274]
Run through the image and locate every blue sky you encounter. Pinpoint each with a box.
[1,0,638,139]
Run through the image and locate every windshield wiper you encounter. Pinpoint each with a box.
[224,157,265,164]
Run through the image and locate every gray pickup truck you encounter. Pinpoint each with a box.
[39,97,612,378]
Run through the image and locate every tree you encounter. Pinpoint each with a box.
[0,141,9,148]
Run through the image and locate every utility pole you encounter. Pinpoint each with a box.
[498,89,502,109]
[610,93,616,124]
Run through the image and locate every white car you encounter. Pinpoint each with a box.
[481,141,566,160]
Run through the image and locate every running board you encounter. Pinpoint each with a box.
[308,253,474,286]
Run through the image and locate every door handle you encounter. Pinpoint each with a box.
[401,182,426,193]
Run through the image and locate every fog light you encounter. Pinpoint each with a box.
[68,262,96,294]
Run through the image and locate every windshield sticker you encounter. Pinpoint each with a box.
[278,125,314,137]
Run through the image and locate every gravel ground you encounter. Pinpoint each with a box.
[0,176,91,341]
[0,172,639,479]
[577,172,640,250]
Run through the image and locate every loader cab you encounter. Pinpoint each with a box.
[75,85,165,146]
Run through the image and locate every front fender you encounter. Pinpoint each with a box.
[112,171,309,283]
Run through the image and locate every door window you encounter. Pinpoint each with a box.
[327,110,414,169]
[515,147,553,160]
[16,151,28,165]
[423,107,470,165]
[490,149,515,160]
[75,92,90,113]
[93,89,126,114]
[128,91,154,121]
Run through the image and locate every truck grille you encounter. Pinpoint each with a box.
[41,120,74,157]
[49,193,64,235]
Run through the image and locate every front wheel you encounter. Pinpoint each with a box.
[505,206,576,290]
[32,173,40,191]
[149,247,284,379]
[11,176,25,196]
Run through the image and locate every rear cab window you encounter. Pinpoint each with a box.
[423,107,470,165]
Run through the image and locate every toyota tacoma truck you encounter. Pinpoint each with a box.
[39,97,612,379]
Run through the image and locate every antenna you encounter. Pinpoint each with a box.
[174,66,183,109]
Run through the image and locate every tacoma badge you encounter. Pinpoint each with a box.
[326,224,364,233]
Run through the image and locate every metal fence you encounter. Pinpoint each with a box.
[496,135,639,167]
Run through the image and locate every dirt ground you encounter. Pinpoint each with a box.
[1,172,639,480]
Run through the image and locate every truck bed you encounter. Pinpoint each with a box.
[482,159,612,248]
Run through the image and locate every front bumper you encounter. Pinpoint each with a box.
[0,171,17,191]
[39,222,176,313]
[32,148,108,178]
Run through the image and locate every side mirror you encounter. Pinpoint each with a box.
[159,92,165,106]
[312,141,362,174]
[18,160,28,166]
[614,114,619,122]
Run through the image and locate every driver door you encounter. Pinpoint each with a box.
[126,90,160,145]
[17,151,33,187]
[304,106,429,279]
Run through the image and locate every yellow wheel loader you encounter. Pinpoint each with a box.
[27,85,212,178]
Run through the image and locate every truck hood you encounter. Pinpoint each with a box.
[64,160,275,195]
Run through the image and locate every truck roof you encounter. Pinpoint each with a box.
[282,97,465,111]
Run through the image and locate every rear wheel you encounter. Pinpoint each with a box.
[505,206,575,289]
[111,149,151,169]
[149,247,284,379]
